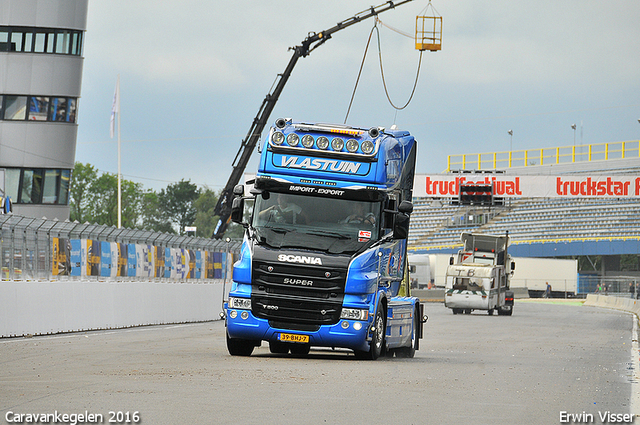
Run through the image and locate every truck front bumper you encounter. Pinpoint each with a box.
[225,307,371,353]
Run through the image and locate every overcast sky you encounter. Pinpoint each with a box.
[76,0,640,192]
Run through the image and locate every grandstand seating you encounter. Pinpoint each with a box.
[408,197,640,249]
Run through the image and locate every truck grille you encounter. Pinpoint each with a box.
[251,261,346,326]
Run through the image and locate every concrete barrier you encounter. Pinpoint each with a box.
[0,280,225,338]
[584,294,640,318]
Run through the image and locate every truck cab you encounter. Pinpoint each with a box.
[224,118,425,359]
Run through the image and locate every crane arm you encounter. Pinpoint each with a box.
[213,0,414,238]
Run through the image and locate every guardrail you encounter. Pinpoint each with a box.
[447,140,640,171]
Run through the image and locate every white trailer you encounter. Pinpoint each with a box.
[509,257,577,297]
[408,254,432,289]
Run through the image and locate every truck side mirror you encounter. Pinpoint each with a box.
[230,197,245,224]
[409,265,416,273]
[230,184,245,224]
[511,261,516,271]
[449,256,454,265]
[398,200,413,214]
[392,212,410,239]
[233,184,244,196]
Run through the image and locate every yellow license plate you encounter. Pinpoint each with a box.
[279,333,309,343]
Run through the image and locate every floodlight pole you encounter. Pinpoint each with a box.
[117,74,122,229]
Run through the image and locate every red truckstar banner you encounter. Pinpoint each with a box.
[414,174,640,198]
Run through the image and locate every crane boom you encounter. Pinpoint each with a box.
[213,0,414,238]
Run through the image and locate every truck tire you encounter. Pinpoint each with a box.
[226,331,257,356]
[355,299,386,360]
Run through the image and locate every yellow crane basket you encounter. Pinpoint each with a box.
[415,2,442,51]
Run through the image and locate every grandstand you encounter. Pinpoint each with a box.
[408,140,640,278]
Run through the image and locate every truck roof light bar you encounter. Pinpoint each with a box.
[268,132,380,158]
[293,123,366,137]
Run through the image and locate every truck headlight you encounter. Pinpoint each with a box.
[316,136,329,150]
[346,139,359,153]
[301,134,314,148]
[340,308,368,321]
[331,137,344,151]
[272,131,285,145]
[286,133,300,147]
[361,140,374,154]
[228,297,251,310]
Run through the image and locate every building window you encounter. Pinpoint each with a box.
[1,95,77,123]
[2,168,71,205]
[29,96,49,121]
[4,96,28,120]
[59,170,71,205]
[43,169,60,203]
[5,169,20,203]
[0,26,83,55]
[20,169,43,204]
[0,29,8,51]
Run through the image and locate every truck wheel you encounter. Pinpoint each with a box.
[396,305,420,358]
[488,309,494,315]
[355,300,386,360]
[226,331,257,356]
[452,308,461,315]
[269,340,290,354]
[464,309,472,314]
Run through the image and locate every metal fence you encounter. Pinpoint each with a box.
[0,214,241,282]
[578,274,640,299]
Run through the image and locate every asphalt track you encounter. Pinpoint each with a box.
[1,300,638,425]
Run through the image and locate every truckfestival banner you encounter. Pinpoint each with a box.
[414,174,640,198]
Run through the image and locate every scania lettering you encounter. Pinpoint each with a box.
[444,232,515,315]
[278,254,323,265]
[224,118,427,359]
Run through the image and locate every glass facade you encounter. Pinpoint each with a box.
[0,95,78,123]
[0,26,83,55]
[3,168,71,205]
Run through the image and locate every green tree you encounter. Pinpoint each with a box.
[70,162,145,227]
[158,179,200,234]
[69,162,98,223]
[140,190,175,233]
[192,186,219,238]
[90,172,118,225]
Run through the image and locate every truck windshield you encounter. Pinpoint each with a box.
[252,192,380,254]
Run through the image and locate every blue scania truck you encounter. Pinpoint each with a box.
[224,118,426,359]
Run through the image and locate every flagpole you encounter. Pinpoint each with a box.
[117,74,122,229]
